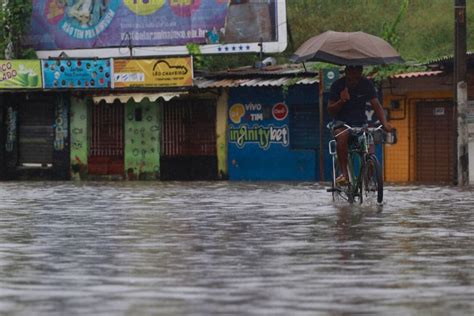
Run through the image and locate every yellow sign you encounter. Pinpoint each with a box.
[229,103,245,124]
[113,58,193,88]
[0,60,42,89]
[123,0,165,16]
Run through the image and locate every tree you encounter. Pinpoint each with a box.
[0,0,33,59]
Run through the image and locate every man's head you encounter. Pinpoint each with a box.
[344,65,363,87]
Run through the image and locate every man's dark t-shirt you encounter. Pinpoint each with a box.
[329,77,377,126]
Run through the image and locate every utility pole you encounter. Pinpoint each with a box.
[454,0,469,185]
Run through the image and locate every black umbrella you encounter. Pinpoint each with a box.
[290,31,404,65]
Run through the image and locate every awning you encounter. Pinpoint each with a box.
[93,92,187,104]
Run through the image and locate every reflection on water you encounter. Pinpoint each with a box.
[0,182,473,315]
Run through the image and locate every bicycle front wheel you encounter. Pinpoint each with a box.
[362,155,383,205]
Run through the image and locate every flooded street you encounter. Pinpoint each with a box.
[0,182,473,315]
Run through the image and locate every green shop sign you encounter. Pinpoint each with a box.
[0,60,42,89]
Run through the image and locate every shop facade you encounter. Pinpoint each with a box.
[382,71,456,183]
[0,60,70,180]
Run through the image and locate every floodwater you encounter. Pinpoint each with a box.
[0,182,473,316]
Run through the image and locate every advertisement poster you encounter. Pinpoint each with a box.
[42,59,111,88]
[27,1,282,55]
[228,101,289,151]
[0,60,42,89]
[113,57,193,88]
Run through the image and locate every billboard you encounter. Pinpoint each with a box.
[0,60,42,89]
[113,57,193,88]
[27,0,287,58]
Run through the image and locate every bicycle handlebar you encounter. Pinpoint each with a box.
[331,123,383,138]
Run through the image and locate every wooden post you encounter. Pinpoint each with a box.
[319,72,325,182]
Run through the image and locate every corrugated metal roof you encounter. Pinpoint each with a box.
[194,76,318,88]
[205,63,319,77]
[390,70,444,79]
[424,51,474,66]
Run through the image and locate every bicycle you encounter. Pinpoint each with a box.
[327,123,396,205]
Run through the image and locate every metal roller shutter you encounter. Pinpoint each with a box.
[18,96,55,165]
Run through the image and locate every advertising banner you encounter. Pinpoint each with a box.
[42,59,112,88]
[27,1,286,57]
[29,0,228,49]
[113,57,193,88]
[0,60,42,89]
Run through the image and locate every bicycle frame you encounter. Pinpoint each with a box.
[328,123,383,204]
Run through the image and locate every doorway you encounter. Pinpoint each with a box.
[88,101,124,175]
[161,99,217,180]
[416,101,454,183]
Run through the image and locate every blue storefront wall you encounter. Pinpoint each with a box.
[227,84,332,181]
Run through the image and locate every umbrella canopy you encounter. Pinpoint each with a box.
[290,31,404,65]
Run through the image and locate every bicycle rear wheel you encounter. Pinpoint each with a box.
[362,155,383,205]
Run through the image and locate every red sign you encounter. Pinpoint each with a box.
[272,103,288,121]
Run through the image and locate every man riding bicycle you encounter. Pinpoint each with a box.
[328,65,392,185]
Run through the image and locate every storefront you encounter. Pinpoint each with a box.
[0,60,70,180]
[382,70,455,183]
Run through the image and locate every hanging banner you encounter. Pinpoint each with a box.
[42,59,112,88]
[113,57,193,88]
[0,60,42,89]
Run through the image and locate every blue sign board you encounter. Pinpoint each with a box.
[228,86,319,181]
[42,59,111,89]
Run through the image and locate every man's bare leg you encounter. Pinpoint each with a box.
[335,128,350,181]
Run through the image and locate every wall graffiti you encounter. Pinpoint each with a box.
[54,96,69,151]
[70,97,88,179]
[5,107,17,152]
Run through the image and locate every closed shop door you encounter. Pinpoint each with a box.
[162,99,217,180]
[89,102,124,175]
[18,96,55,165]
[416,102,454,183]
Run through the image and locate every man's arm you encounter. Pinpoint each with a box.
[328,87,350,117]
[328,99,346,117]
[370,97,393,132]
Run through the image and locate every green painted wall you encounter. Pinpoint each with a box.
[216,92,228,179]
[70,96,89,180]
[124,99,161,180]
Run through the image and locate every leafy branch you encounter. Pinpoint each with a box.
[368,0,417,83]
[282,76,304,98]
[186,43,210,70]
[0,0,34,59]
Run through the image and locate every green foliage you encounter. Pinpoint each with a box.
[0,0,34,59]
[187,42,261,71]
[311,62,340,71]
[381,0,409,48]
[281,76,303,98]
[286,0,474,63]
[186,43,208,69]
[365,63,428,84]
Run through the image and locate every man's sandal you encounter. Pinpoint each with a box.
[335,175,349,186]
